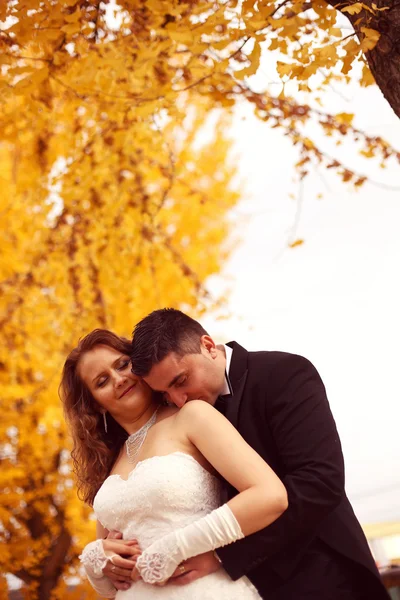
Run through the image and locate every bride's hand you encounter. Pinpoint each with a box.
[131,565,167,587]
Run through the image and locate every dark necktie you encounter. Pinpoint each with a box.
[215,370,233,416]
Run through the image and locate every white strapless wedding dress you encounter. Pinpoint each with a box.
[93,451,261,599]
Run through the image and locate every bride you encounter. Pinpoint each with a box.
[60,329,288,599]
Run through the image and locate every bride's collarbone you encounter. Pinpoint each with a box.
[108,406,208,479]
[110,438,212,481]
[109,435,191,481]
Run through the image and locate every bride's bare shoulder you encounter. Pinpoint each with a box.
[177,400,217,421]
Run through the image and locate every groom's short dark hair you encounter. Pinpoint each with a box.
[131,308,208,376]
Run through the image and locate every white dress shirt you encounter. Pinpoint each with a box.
[220,344,233,396]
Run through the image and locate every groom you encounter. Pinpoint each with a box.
[112,308,388,599]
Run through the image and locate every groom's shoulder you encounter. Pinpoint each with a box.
[228,341,318,373]
[250,349,313,369]
[231,342,316,371]
[249,352,322,391]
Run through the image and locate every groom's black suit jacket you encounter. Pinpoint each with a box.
[215,342,388,599]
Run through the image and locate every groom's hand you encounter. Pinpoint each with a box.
[102,531,141,590]
[106,530,123,540]
[169,551,220,586]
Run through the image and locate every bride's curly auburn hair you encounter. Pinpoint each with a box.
[60,329,132,506]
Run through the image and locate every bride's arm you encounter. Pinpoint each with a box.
[182,400,288,534]
[80,521,138,597]
[135,400,288,584]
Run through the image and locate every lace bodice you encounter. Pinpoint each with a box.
[92,451,260,599]
[94,452,222,550]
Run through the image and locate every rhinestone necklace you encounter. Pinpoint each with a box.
[125,407,159,464]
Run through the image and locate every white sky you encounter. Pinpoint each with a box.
[202,58,400,526]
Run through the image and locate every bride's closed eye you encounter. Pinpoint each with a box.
[117,359,130,371]
[96,358,130,387]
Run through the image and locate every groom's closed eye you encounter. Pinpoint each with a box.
[175,376,188,388]
[167,371,188,389]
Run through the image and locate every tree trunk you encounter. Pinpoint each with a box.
[38,528,72,600]
[327,0,400,119]
[17,501,73,600]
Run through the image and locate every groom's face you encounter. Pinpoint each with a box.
[143,336,225,408]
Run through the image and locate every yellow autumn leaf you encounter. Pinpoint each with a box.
[371,2,389,9]
[360,63,376,86]
[167,29,194,44]
[315,44,338,63]
[61,21,82,35]
[289,239,305,248]
[303,138,315,149]
[277,61,293,77]
[360,27,381,52]
[235,41,261,80]
[64,7,82,22]
[146,0,165,12]
[13,66,49,91]
[268,38,280,51]
[336,112,354,125]
[360,147,375,157]
[342,3,363,14]
[213,38,235,51]
[8,66,34,77]
[354,176,367,186]
[248,16,268,28]
[41,28,64,41]
[341,37,361,74]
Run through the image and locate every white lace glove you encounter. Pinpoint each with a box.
[135,504,244,584]
[79,539,117,598]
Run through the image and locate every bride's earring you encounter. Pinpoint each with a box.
[103,412,108,433]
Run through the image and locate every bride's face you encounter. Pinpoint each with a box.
[78,344,153,422]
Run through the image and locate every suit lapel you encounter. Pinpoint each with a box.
[225,341,248,429]
[218,342,248,504]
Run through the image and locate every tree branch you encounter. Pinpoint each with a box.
[325,0,400,118]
